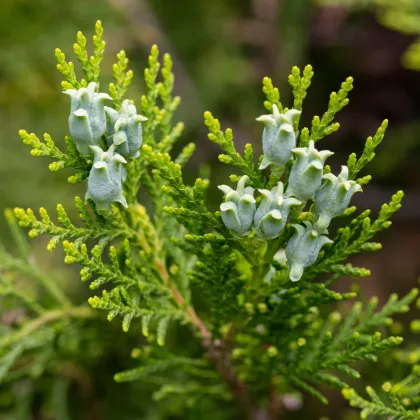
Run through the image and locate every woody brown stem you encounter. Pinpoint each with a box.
[148,214,271,416]
[203,336,254,415]
[156,255,211,338]
[157,257,261,416]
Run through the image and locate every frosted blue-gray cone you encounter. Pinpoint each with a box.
[314,166,362,231]
[257,105,301,170]
[285,140,333,202]
[105,100,148,159]
[218,175,256,237]
[285,221,333,281]
[85,144,128,216]
[254,182,301,240]
[64,82,111,157]
[104,106,119,139]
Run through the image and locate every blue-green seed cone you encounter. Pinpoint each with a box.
[68,110,94,156]
[86,144,127,216]
[286,140,333,202]
[219,175,256,236]
[255,210,283,240]
[289,262,305,282]
[64,82,111,157]
[257,106,300,170]
[220,202,242,233]
[254,182,301,240]
[105,100,147,159]
[285,222,333,281]
[314,166,362,231]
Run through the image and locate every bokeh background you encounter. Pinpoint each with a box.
[0,0,420,418]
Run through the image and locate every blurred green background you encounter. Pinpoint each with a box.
[0,0,420,418]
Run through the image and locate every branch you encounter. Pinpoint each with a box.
[155,247,252,413]
[202,336,254,415]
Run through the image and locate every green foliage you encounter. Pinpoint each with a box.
[0,208,98,390]
[18,131,89,183]
[13,198,131,251]
[262,76,282,112]
[109,50,134,110]
[308,190,403,278]
[287,64,314,130]
[56,20,106,89]
[2,21,419,420]
[343,376,420,419]
[204,112,264,188]
[347,119,388,182]
[309,76,354,144]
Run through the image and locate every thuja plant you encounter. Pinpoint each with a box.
[2,21,420,419]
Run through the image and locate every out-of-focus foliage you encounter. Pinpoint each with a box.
[316,0,420,70]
